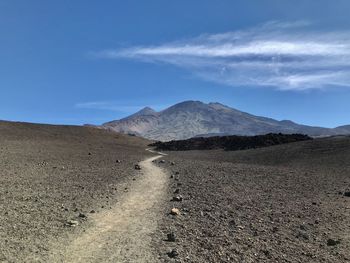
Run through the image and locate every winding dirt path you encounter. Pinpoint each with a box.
[62,153,167,263]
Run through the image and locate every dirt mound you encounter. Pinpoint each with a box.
[150,133,312,151]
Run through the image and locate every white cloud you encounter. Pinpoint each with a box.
[93,21,350,90]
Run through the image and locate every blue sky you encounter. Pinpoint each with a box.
[1,0,350,127]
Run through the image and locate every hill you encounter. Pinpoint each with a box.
[102,101,350,141]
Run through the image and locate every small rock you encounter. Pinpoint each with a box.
[167,249,178,258]
[300,224,307,231]
[297,231,309,240]
[116,159,121,163]
[90,210,96,214]
[159,160,166,164]
[327,238,340,246]
[88,152,91,155]
[78,213,87,219]
[134,164,141,170]
[174,189,180,194]
[170,162,175,165]
[167,232,176,242]
[66,220,79,227]
[170,208,180,215]
[344,191,350,197]
[172,195,183,202]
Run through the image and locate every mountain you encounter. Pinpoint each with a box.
[101,101,350,141]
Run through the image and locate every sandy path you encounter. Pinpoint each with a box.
[61,153,167,263]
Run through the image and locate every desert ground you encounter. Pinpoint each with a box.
[156,136,350,262]
[0,121,349,262]
[0,121,164,262]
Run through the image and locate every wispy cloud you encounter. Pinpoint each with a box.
[92,21,350,90]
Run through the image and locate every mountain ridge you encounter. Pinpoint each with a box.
[101,100,350,141]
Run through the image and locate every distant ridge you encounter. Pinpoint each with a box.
[101,101,350,141]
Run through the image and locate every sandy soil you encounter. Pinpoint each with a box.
[55,153,168,263]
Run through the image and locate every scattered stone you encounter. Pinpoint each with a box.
[78,213,87,219]
[300,224,307,231]
[134,164,141,170]
[344,191,350,197]
[90,210,96,213]
[170,208,180,215]
[159,160,166,164]
[116,159,121,163]
[66,220,79,227]
[172,195,183,202]
[296,231,309,240]
[171,162,175,165]
[167,232,176,242]
[175,171,180,175]
[327,238,340,246]
[272,226,279,233]
[167,249,178,258]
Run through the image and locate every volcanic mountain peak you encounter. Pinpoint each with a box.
[102,101,350,141]
[134,106,157,116]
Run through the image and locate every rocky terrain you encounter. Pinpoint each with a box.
[102,101,350,141]
[154,136,350,262]
[1,120,350,263]
[0,121,153,262]
[150,133,311,151]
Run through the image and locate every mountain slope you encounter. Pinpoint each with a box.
[102,101,350,141]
